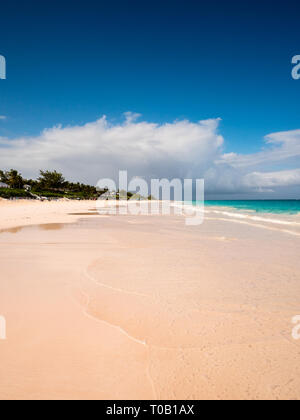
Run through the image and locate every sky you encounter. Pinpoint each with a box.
[0,0,300,198]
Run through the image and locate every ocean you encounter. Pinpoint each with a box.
[198,200,300,215]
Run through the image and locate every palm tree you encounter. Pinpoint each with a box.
[4,169,24,189]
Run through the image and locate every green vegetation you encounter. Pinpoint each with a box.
[37,170,66,190]
[0,169,24,189]
[0,169,106,200]
[0,188,31,199]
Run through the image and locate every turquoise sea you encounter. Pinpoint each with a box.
[194,200,300,215]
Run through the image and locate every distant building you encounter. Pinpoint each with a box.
[0,182,9,189]
[23,185,32,192]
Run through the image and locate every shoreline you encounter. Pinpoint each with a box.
[1,198,300,231]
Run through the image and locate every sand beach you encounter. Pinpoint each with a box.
[0,199,300,399]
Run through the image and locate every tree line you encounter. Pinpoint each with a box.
[0,169,103,199]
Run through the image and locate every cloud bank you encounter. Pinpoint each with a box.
[0,113,300,198]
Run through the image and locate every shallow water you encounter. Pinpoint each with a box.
[201,200,300,214]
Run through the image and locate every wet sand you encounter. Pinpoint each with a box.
[0,200,300,399]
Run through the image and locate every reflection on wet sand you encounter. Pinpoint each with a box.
[68,213,99,216]
[38,224,64,231]
[0,226,24,234]
[0,223,64,235]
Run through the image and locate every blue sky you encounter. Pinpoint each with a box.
[0,0,300,197]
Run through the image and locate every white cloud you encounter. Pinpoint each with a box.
[243,169,300,188]
[0,113,224,183]
[0,115,7,120]
[0,113,299,197]
[220,129,300,169]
